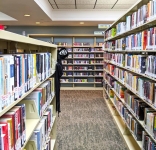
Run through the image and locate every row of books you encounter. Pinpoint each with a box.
[73,72,93,76]
[0,104,26,150]
[63,66,102,70]
[0,53,53,111]
[105,53,156,78]
[60,79,69,83]
[113,85,156,143]
[63,72,103,76]
[0,78,54,150]
[73,42,90,46]
[74,66,93,70]
[104,53,125,67]
[73,48,92,52]
[105,64,156,104]
[105,85,156,148]
[62,60,103,64]
[72,54,103,58]
[26,78,54,117]
[74,60,103,64]
[95,79,102,82]
[73,54,90,58]
[70,48,103,52]
[104,27,156,50]
[30,105,54,150]
[57,43,103,47]
[74,79,87,82]
[104,1,156,39]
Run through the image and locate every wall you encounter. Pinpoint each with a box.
[6,26,104,35]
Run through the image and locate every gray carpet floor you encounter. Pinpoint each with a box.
[57,90,128,150]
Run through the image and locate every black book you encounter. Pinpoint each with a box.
[138,103,149,120]
[135,122,144,141]
[41,55,43,81]
[140,56,146,73]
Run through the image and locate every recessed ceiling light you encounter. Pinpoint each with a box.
[24,14,30,17]
[80,22,84,24]
[36,22,40,24]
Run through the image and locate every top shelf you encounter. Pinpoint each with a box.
[57,45,102,48]
[0,30,57,48]
[105,0,144,32]
[104,18,156,42]
[28,34,104,37]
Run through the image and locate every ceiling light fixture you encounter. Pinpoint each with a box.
[80,22,84,24]
[24,14,30,17]
[36,22,40,24]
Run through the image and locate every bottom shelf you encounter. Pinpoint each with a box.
[104,93,141,150]
[61,87,103,90]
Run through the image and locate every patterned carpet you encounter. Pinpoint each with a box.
[57,90,128,150]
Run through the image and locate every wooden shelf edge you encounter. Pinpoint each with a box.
[61,87,103,90]
[103,89,141,150]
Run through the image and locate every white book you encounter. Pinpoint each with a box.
[40,117,47,145]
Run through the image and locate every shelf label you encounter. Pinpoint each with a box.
[94,31,104,35]
[98,24,111,29]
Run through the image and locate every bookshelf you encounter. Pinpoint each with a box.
[0,30,57,150]
[28,34,104,89]
[103,0,156,149]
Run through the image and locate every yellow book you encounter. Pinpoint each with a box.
[132,76,136,91]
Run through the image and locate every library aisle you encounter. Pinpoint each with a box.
[57,90,128,150]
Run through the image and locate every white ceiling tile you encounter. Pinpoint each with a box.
[117,0,137,4]
[76,0,96,4]
[77,5,94,9]
[113,4,132,9]
[52,5,58,9]
[58,5,75,9]
[96,0,116,4]
[95,4,112,9]
[55,0,75,4]
[49,0,55,4]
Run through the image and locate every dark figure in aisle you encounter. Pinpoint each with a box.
[55,48,68,115]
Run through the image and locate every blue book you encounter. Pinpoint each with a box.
[34,131,41,150]
[152,142,156,150]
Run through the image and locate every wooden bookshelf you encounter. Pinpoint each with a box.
[28,34,104,89]
[0,30,57,150]
[103,90,141,149]
[103,0,156,149]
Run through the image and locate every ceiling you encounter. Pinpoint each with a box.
[0,0,138,26]
[49,0,137,9]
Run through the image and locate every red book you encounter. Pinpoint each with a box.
[142,30,147,50]
[0,124,9,150]
[2,112,15,150]
[10,107,21,150]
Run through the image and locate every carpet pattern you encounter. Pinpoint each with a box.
[57,90,128,150]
